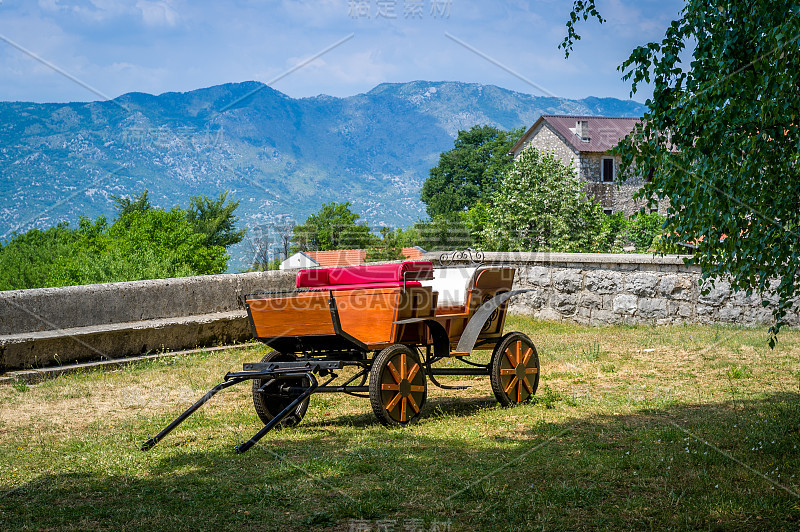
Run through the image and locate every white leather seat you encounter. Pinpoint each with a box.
[420,267,478,309]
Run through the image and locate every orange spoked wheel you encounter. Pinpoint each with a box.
[369,344,427,426]
[490,332,540,406]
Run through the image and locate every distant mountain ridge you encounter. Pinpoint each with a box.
[0,80,645,270]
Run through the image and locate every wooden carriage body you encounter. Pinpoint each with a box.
[245,261,515,355]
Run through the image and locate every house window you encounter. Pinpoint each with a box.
[602,158,614,182]
[603,209,613,215]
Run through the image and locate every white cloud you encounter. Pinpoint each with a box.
[278,0,345,28]
[136,1,180,27]
[37,0,66,13]
[267,48,396,94]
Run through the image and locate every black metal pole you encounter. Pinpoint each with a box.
[141,377,247,451]
[428,367,490,376]
[234,372,319,454]
[313,386,369,393]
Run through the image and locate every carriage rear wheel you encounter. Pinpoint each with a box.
[252,350,310,428]
[369,344,427,426]
[490,332,540,406]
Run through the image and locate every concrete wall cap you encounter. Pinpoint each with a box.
[422,251,693,266]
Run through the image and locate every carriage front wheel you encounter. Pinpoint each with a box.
[369,344,427,426]
[252,350,310,428]
[490,332,540,406]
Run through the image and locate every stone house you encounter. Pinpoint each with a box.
[509,115,664,215]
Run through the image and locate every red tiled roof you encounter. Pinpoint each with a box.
[306,249,366,268]
[305,247,424,268]
[401,247,424,260]
[511,115,640,154]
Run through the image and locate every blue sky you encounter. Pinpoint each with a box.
[0,0,684,103]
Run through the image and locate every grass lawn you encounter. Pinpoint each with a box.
[1,316,799,531]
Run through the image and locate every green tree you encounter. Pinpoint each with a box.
[110,190,152,217]
[482,146,608,252]
[110,208,227,277]
[186,191,246,248]
[626,212,666,252]
[462,201,490,247]
[420,125,524,219]
[0,192,239,290]
[292,202,375,251]
[413,216,472,252]
[601,211,666,252]
[600,211,629,252]
[0,223,81,290]
[563,0,800,344]
[366,227,407,262]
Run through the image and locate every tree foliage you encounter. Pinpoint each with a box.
[481,146,608,252]
[563,0,800,344]
[413,216,473,252]
[601,211,667,252]
[366,227,409,262]
[292,202,374,252]
[420,125,524,218]
[186,191,246,248]
[0,192,241,291]
[110,190,152,217]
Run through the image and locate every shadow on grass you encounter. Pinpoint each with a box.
[300,395,499,430]
[2,393,799,531]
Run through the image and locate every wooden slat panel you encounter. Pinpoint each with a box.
[393,287,434,345]
[433,314,469,346]
[335,288,401,344]
[473,268,515,291]
[395,286,435,320]
[433,268,516,349]
[247,293,335,338]
[248,287,436,347]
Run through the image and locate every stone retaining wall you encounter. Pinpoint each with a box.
[0,271,295,335]
[425,252,795,327]
[0,271,295,371]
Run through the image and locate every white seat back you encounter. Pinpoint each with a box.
[420,267,477,308]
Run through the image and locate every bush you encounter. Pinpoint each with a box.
[627,212,665,251]
[481,146,609,252]
[601,211,666,253]
[0,192,239,291]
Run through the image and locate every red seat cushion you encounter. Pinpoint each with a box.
[308,281,422,291]
[297,261,432,288]
[296,268,330,287]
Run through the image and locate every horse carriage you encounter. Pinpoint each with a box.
[143,254,540,453]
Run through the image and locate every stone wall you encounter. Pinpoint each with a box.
[0,270,295,371]
[0,271,295,335]
[426,252,795,327]
[514,122,579,170]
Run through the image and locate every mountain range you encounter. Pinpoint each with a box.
[0,80,645,270]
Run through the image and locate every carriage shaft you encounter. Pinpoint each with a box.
[235,372,318,454]
[141,376,247,451]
